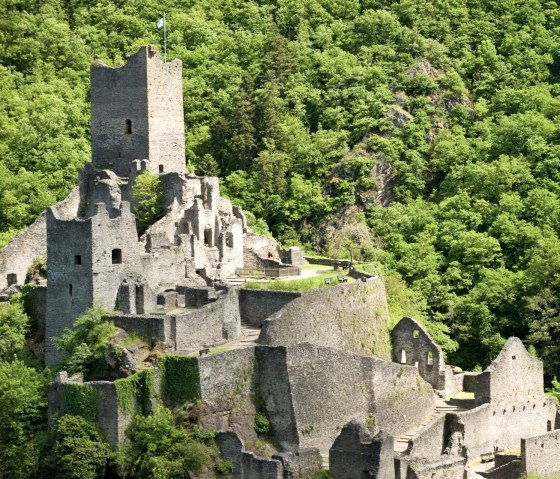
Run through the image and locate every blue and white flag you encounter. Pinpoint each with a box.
[157,16,165,29]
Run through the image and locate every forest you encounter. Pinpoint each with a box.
[2,0,560,476]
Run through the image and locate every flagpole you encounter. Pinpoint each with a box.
[163,12,167,63]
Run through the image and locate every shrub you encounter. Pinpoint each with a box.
[254,412,271,434]
[117,407,209,479]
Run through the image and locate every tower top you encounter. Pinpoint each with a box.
[90,45,185,177]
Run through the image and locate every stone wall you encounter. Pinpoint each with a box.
[392,317,446,391]
[174,287,240,352]
[329,423,394,479]
[238,289,301,326]
[406,415,447,459]
[0,187,80,290]
[91,45,184,176]
[402,457,466,479]
[254,343,434,456]
[48,377,130,448]
[216,431,283,479]
[521,429,560,478]
[260,278,391,359]
[112,314,171,343]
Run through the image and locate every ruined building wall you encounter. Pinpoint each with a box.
[91,50,149,176]
[259,278,392,359]
[90,45,184,177]
[254,343,434,456]
[522,429,560,478]
[146,49,185,175]
[238,289,302,326]
[0,187,80,290]
[45,210,94,365]
[392,317,446,391]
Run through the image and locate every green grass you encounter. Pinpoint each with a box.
[448,391,475,400]
[300,263,332,271]
[186,345,230,357]
[245,271,354,291]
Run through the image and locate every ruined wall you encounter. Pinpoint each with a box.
[407,415,447,460]
[402,457,466,479]
[329,423,394,479]
[0,187,80,290]
[255,344,434,456]
[91,45,184,176]
[146,48,185,175]
[392,317,446,391]
[255,346,300,451]
[449,404,492,458]
[112,314,172,343]
[260,278,391,359]
[174,288,240,352]
[521,429,560,478]
[369,357,435,439]
[48,378,130,448]
[45,210,94,365]
[238,289,301,326]
[216,431,283,479]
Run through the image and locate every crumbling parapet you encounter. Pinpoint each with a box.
[329,422,395,479]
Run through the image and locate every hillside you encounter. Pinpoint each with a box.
[2,0,560,380]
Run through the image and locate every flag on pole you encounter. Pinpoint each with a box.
[157,14,167,63]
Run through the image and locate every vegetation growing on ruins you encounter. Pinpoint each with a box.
[159,355,201,404]
[132,170,165,234]
[116,407,210,479]
[62,383,98,423]
[53,306,115,379]
[2,0,560,379]
[114,369,155,415]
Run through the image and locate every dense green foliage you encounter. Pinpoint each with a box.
[116,407,209,479]
[132,170,165,234]
[159,355,200,404]
[62,383,98,423]
[114,369,155,415]
[0,360,48,479]
[0,300,29,361]
[42,415,113,479]
[2,0,560,376]
[53,306,115,379]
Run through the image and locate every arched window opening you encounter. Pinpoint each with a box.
[427,351,434,366]
[125,119,132,134]
[400,349,407,364]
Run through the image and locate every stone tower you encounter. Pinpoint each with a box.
[90,45,185,177]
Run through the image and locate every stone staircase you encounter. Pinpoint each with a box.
[394,394,464,454]
[320,452,329,470]
[227,322,261,350]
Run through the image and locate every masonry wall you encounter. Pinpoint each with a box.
[146,48,185,175]
[174,288,240,352]
[407,415,447,460]
[45,210,94,365]
[255,346,300,451]
[112,314,171,342]
[254,343,434,457]
[260,278,391,359]
[0,187,80,290]
[48,380,130,448]
[329,423,395,479]
[91,49,150,176]
[521,429,560,478]
[370,357,435,439]
[238,289,302,326]
[392,317,446,390]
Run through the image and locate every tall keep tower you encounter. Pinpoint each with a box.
[90,45,185,177]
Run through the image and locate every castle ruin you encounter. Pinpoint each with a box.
[1,44,559,478]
